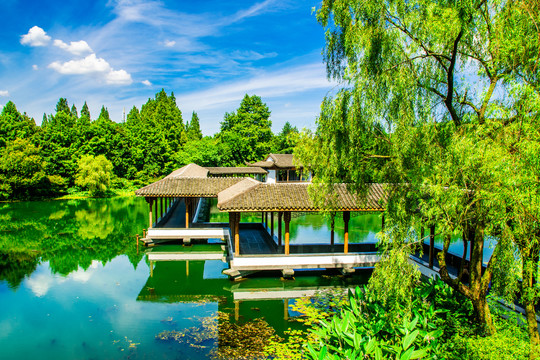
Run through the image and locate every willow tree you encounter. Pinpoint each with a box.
[297,0,539,341]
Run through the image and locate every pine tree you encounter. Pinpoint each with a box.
[71,104,78,119]
[55,98,70,115]
[81,102,91,119]
[187,111,203,140]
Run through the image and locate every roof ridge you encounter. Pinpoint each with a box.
[217,177,261,208]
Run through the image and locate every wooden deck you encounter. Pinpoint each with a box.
[223,223,380,278]
[147,244,226,261]
[141,196,381,278]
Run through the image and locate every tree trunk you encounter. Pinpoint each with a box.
[438,223,496,335]
[471,295,494,335]
[522,252,540,359]
[525,302,540,360]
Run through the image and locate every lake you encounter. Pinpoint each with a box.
[0,197,374,359]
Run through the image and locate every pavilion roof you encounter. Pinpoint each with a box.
[135,177,244,197]
[165,163,209,178]
[206,166,268,175]
[217,180,387,212]
[247,153,298,169]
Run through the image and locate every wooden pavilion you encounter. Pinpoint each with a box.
[135,155,391,278]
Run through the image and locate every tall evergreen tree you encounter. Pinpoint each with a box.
[81,101,91,119]
[97,106,110,122]
[0,101,37,148]
[71,104,78,119]
[55,98,70,115]
[187,111,203,141]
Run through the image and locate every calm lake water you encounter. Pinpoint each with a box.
[0,197,374,360]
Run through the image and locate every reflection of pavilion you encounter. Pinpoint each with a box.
[137,250,371,330]
[136,154,393,279]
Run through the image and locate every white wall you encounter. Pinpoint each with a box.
[267,170,276,183]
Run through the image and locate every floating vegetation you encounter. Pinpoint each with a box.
[155,311,282,359]
[156,313,218,348]
[212,312,282,360]
[112,336,141,352]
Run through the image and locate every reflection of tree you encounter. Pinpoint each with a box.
[0,197,146,283]
[0,251,39,289]
[75,203,114,240]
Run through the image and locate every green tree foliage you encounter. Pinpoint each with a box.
[75,154,114,197]
[299,0,540,344]
[35,98,78,185]
[186,111,203,141]
[218,94,273,165]
[70,104,78,119]
[0,101,37,148]
[81,101,90,119]
[1,89,282,197]
[0,139,48,199]
[273,121,299,154]
[301,279,529,360]
[175,136,224,167]
[55,98,70,115]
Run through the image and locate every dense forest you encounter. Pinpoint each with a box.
[0,91,299,200]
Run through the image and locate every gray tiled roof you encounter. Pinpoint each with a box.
[247,154,298,169]
[165,163,209,178]
[135,177,244,197]
[217,182,387,211]
[206,167,268,175]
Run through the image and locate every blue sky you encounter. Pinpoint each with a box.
[0,0,336,135]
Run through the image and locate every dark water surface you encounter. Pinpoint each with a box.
[0,197,373,359]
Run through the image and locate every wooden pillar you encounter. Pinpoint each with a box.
[160,197,164,220]
[429,225,435,268]
[284,211,291,255]
[271,211,274,238]
[261,212,264,224]
[148,198,154,229]
[186,260,189,277]
[234,300,240,321]
[278,212,282,246]
[235,212,240,256]
[330,213,335,246]
[150,260,154,277]
[381,213,385,230]
[284,298,289,320]
[229,212,235,240]
[343,211,350,254]
[185,198,190,229]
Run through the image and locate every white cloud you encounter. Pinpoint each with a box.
[106,69,133,85]
[48,54,132,85]
[32,64,38,70]
[53,39,93,56]
[49,54,110,74]
[20,26,51,47]
[141,79,152,86]
[26,273,54,297]
[0,90,9,97]
[164,40,176,47]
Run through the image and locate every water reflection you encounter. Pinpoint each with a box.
[0,197,146,287]
[137,245,372,335]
